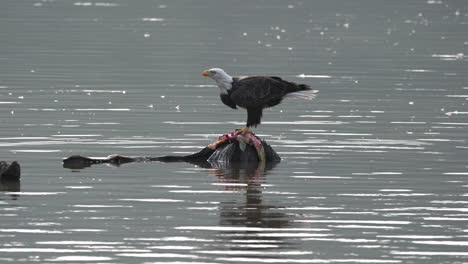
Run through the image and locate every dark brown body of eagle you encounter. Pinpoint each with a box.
[220,76,312,127]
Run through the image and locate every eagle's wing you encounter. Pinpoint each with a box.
[230,76,297,127]
[230,76,289,109]
[220,93,237,109]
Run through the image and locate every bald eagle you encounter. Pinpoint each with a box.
[202,68,316,128]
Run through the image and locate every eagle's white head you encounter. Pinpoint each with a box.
[202,68,233,94]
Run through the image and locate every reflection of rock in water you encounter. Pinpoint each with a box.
[0,180,20,194]
[219,180,290,228]
[209,161,277,182]
[0,180,20,200]
[211,163,294,250]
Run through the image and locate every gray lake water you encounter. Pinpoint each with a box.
[1,0,468,263]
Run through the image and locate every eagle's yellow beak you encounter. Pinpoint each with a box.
[202,70,210,77]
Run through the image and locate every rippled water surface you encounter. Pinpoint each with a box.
[1,1,468,263]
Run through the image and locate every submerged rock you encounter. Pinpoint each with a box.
[63,130,280,170]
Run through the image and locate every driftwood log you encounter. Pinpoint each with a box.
[63,131,281,170]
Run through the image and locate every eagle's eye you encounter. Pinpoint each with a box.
[210,70,217,75]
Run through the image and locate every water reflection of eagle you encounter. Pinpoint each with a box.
[210,163,290,230]
[202,68,317,130]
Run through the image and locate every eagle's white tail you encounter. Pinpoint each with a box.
[285,89,318,100]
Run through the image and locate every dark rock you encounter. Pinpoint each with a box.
[0,161,21,181]
[63,133,280,170]
[208,141,280,165]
